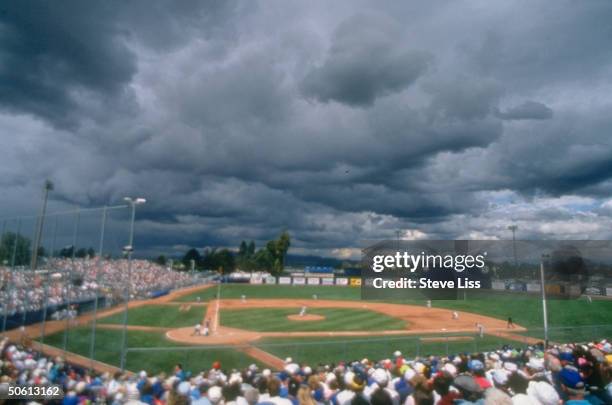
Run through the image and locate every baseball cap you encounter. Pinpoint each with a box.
[526,381,560,405]
[468,359,484,371]
[559,368,584,391]
[453,375,483,393]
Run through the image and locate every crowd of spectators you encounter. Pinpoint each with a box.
[0,258,199,317]
[1,336,611,405]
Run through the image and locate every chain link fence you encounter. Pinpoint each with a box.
[0,206,208,370]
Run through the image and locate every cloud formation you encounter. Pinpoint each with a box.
[2,0,612,257]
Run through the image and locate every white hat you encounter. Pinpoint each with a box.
[285,357,293,364]
[344,371,355,386]
[393,351,402,357]
[512,393,539,405]
[492,370,509,386]
[262,369,271,378]
[403,368,416,381]
[503,362,518,372]
[442,363,457,377]
[526,358,544,371]
[325,373,337,384]
[208,386,223,404]
[372,369,388,385]
[526,381,560,405]
[178,381,191,396]
[229,372,242,385]
[303,366,312,375]
[284,363,299,375]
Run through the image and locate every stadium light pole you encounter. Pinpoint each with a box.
[31,180,53,270]
[540,254,550,347]
[508,225,518,268]
[119,197,146,371]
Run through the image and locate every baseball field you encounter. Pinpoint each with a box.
[32,283,612,374]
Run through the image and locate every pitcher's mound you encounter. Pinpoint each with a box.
[287,314,325,321]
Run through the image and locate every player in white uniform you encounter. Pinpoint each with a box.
[299,306,307,317]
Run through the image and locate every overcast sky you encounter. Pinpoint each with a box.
[1,1,612,258]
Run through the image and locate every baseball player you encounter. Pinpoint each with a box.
[204,319,210,336]
[476,322,484,338]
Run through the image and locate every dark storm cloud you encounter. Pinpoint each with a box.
[0,1,136,127]
[0,0,238,128]
[3,0,612,256]
[496,101,553,120]
[300,13,430,106]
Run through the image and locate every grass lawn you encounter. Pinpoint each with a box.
[98,305,206,328]
[177,284,612,331]
[175,284,361,302]
[432,297,612,329]
[41,327,261,374]
[255,334,519,365]
[220,307,406,332]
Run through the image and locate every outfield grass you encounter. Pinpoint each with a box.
[220,307,407,332]
[178,284,612,330]
[41,327,261,373]
[175,284,361,302]
[433,297,612,329]
[98,305,206,328]
[255,334,519,365]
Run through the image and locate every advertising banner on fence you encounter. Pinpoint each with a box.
[335,277,348,286]
[265,276,277,284]
[307,278,320,285]
[293,277,306,285]
[321,277,334,286]
[526,283,541,293]
[279,277,291,285]
[350,278,362,287]
[607,288,612,297]
[250,274,263,284]
[492,281,506,290]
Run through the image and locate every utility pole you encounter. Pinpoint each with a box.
[31,180,53,270]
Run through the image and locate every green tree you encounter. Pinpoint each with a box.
[0,232,32,266]
[265,231,291,274]
[247,241,255,256]
[155,255,168,265]
[75,248,88,258]
[182,248,202,269]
